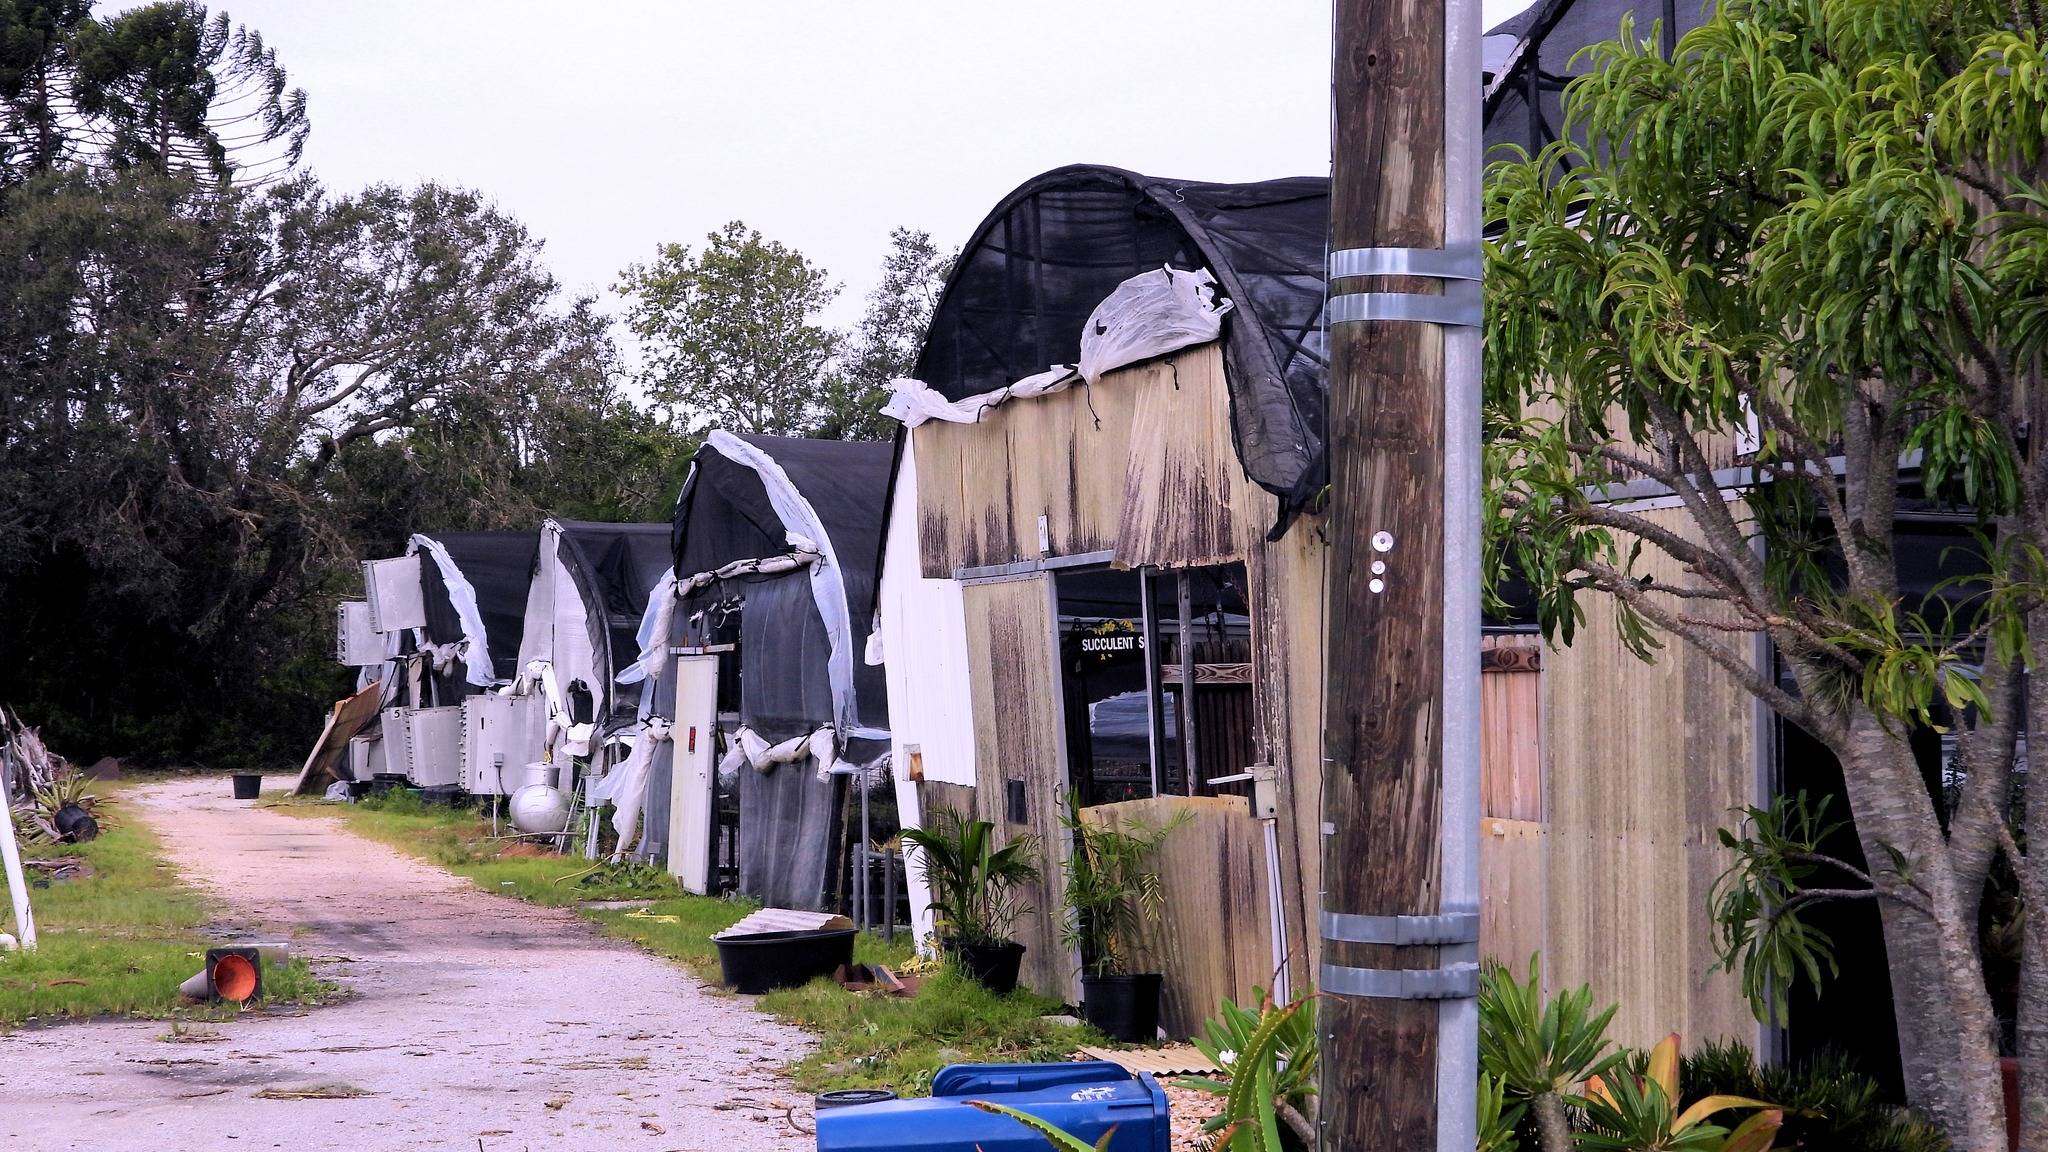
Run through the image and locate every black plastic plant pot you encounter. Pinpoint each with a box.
[714,928,857,994]
[230,773,262,800]
[947,938,1026,994]
[1081,973,1163,1042]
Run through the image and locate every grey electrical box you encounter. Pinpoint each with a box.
[1250,765,1279,821]
[335,600,380,666]
[361,554,426,633]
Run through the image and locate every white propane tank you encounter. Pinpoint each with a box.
[508,784,573,836]
[502,760,558,795]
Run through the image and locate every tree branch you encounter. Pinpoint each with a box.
[1579,553,1836,740]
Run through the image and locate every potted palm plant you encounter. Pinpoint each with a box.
[1059,792,1183,1042]
[901,809,1039,993]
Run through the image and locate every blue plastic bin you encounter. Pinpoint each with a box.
[815,1061,1169,1152]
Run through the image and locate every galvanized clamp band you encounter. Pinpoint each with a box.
[1328,244,1483,282]
[1320,910,1479,947]
[1327,281,1482,327]
[1320,961,1481,1001]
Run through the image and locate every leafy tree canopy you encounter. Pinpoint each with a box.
[1483,1,2048,1146]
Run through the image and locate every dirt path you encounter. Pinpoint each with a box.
[0,777,814,1151]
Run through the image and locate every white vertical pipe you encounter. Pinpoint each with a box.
[1438,0,1484,1143]
[0,782,36,951]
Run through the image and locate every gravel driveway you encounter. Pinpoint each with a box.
[0,776,814,1152]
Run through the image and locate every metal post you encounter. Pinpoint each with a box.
[1438,0,1485,1143]
[1139,568,1167,798]
[859,766,873,930]
[1177,572,1199,797]
[853,843,867,930]
[883,846,898,944]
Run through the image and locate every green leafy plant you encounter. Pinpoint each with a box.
[1478,955,1625,1152]
[1165,990,1316,1151]
[1681,1041,1950,1152]
[1478,1071,1527,1152]
[1180,986,1318,1147]
[19,766,111,844]
[1056,791,1183,976]
[1580,1034,1780,1152]
[900,809,1038,948]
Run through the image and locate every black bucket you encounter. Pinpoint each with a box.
[714,927,857,994]
[1081,973,1163,1042]
[230,774,262,800]
[948,939,1026,995]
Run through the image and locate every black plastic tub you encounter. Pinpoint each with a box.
[714,928,857,994]
[1081,973,1163,1042]
[230,773,262,800]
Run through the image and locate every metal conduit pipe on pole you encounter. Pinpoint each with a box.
[1177,572,1199,797]
[1319,0,1482,1145]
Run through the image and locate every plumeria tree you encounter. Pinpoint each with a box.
[1483,2,2048,1147]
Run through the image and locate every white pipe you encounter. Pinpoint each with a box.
[1437,0,1484,1144]
[0,789,37,952]
[1262,815,1291,1002]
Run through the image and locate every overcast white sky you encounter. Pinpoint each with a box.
[213,1,1534,328]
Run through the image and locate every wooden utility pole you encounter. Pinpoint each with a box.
[1320,0,1482,1144]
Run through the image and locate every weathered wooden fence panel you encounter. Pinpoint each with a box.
[1081,795,1273,1040]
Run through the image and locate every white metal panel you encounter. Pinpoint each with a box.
[362,554,426,633]
[336,601,381,666]
[403,705,463,788]
[666,655,721,893]
[879,437,979,786]
[461,693,546,795]
[876,434,982,949]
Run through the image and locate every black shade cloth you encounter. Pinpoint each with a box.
[672,434,894,739]
[914,165,1330,528]
[419,530,540,683]
[1483,0,1712,160]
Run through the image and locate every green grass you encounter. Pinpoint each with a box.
[0,799,334,1026]
[290,789,1098,1094]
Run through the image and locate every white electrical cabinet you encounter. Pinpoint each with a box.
[336,600,381,666]
[389,705,463,788]
[347,725,387,781]
[667,654,722,894]
[460,693,546,795]
[362,554,426,633]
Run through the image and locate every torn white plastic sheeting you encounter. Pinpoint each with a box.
[1077,266,1232,384]
[589,715,669,848]
[503,659,595,759]
[408,534,501,688]
[421,640,464,676]
[616,568,678,687]
[617,537,825,687]
[701,431,863,733]
[718,724,841,782]
[882,364,1081,429]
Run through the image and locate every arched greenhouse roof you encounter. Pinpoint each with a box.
[913,164,1331,518]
